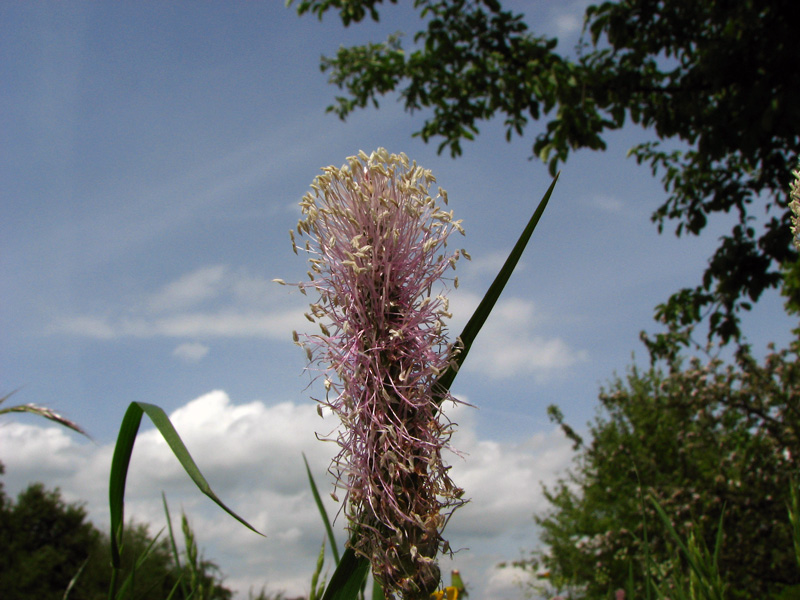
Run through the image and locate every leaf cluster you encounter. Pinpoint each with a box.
[532,342,800,599]
[291,0,800,350]
[0,468,235,600]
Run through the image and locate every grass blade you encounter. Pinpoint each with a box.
[310,539,327,600]
[163,493,190,600]
[109,401,262,568]
[63,558,88,600]
[649,497,711,594]
[321,545,370,600]
[304,453,341,565]
[433,173,559,400]
[0,390,91,439]
[788,479,800,569]
[371,577,384,600]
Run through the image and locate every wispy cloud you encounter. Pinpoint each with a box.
[53,265,308,344]
[148,265,229,313]
[549,0,593,37]
[172,342,210,362]
[0,390,575,600]
[450,293,587,379]
[590,194,625,213]
[53,265,586,379]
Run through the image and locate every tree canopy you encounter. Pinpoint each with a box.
[291,0,800,354]
[0,470,234,600]
[532,340,800,599]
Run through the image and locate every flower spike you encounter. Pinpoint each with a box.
[288,148,466,599]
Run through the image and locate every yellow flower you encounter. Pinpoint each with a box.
[430,586,458,600]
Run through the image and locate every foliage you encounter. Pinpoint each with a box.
[0,468,235,600]
[0,479,172,599]
[176,511,233,600]
[290,0,800,352]
[0,478,102,600]
[791,164,800,252]
[529,341,800,599]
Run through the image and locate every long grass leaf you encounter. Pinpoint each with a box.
[788,478,800,569]
[114,528,165,599]
[304,453,341,565]
[165,574,187,600]
[311,539,327,600]
[321,545,370,600]
[63,558,88,600]
[109,401,262,568]
[712,508,725,572]
[163,493,190,600]
[371,577,384,600]
[433,173,558,400]
[650,498,709,590]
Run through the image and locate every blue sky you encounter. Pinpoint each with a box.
[1,2,795,599]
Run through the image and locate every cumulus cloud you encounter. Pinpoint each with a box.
[0,390,574,600]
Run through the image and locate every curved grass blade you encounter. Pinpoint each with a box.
[1,390,91,439]
[109,401,263,568]
[303,453,341,565]
[63,558,89,600]
[433,173,559,401]
[321,544,370,600]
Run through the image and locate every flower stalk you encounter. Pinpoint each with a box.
[285,148,467,598]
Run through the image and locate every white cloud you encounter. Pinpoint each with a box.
[554,13,583,35]
[56,315,118,339]
[53,265,308,341]
[53,266,586,382]
[148,265,229,312]
[485,564,537,599]
[0,390,574,600]
[590,194,625,213]
[173,341,210,362]
[548,0,593,37]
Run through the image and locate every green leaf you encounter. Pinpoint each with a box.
[321,545,370,600]
[163,493,190,600]
[109,402,263,568]
[371,577,384,600]
[113,527,167,600]
[433,173,559,400]
[63,558,89,600]
[310,539,327,600]
[303,452,341,565]
[650,496,721,597]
